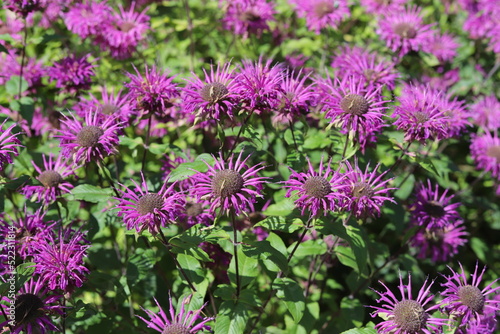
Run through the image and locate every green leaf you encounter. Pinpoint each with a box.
[16,262,36,291]
[176,253,206,285]
[317,221,368,276]
[228,248,259,288]
[262,198,296,217]
[6,76,29,95]
[120,135,144,149]
[68,185,113,203]
[340,327,377,334]
[255,216,303,233]
[288,239,327,258]
[470,237,487,263]
[272,277,306,323]
[126,248,157,287]
[214,301,250,334]
[167,161,209,182]
[242,235,288,273]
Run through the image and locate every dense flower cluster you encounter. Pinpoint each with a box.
[2,0,500,332]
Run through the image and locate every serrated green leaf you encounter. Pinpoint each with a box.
[228,248,259,288]
[242,235,288,273]
[272,277,305,323]
[167,161,209,182]
[6,76,29,95]
[255,216,303,233]
[214,301,249,334]
[176,253,206,285]
[68,184,113,203]
[262,198,296,217]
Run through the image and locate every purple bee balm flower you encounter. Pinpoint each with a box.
[0,277,64,334]
[183,62,239,122]
[64,0,113,39]
[21,154,77,206]
[458,313,498,334]
[410,180,461,229]
[370,274,447,334]
[125,65,180,120]
[178,197,215,228]
[341,159,396,219]
[221,0,275,39]
[56,110,122,165]
[0,207,54,259]
[138,293,213,333]
[409,220,468,263]
[422,32,460,63]
[376,6,435,57]
[31,108,63,137]
[422,67,460,92]
[290,0,349,34]
[234,56,285,114]
[4,0,48,17]
[192,151,269,216]
[283,156,348,217]
[470,131,500,179]
[331,46,400,90]
[75,86,134,123]
[272,70,316,126]
[32,228,90,294]
[115,173,184,234]
[0,119,23,171]
[359,0,406,15]
[392,83,449,143]
[469,95,500,130]
[99,2,151,59]
[0,51,45,90]
[440,96,470,138]
[440,263,500,326]
[47,54,96,94]
[318,74,390,135]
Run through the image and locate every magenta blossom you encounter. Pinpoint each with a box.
[290,0,349,34]
[283,156,348,217]
[221,0,275,39]
[440,263,500,326]
[56,110,122,165]
[115,173,185,234]
[21,154,77,206]
[192,151,269,216]
[0,119,23,171]
[138,293,213,333]
[369,274,447,334]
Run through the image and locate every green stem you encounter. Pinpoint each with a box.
[225,109,254,161]
[230,209,241,298]
[141,116,153,172]
[157,229,197,293]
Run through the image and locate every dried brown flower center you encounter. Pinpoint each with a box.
[186,202,203,217]
[76,125,104,147]
[422,200,445,218]
[394,23,417,39]
[162,323,191,334]
[458,285,485,313]
[15,293,44,326]
[212,169,244,198]
[414,111,429,124]
[119,21,135,32]
[425,228,445,243]
[38,170,63,188]
[486,145,500,164]
[137,193,164,215]
[314,1,335,17]
[352,182,375,198]
[304,176,331,198]
[340,94,370,116]
[102,103,119,115]
[200,82,229,104]
[393,299,427,333]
